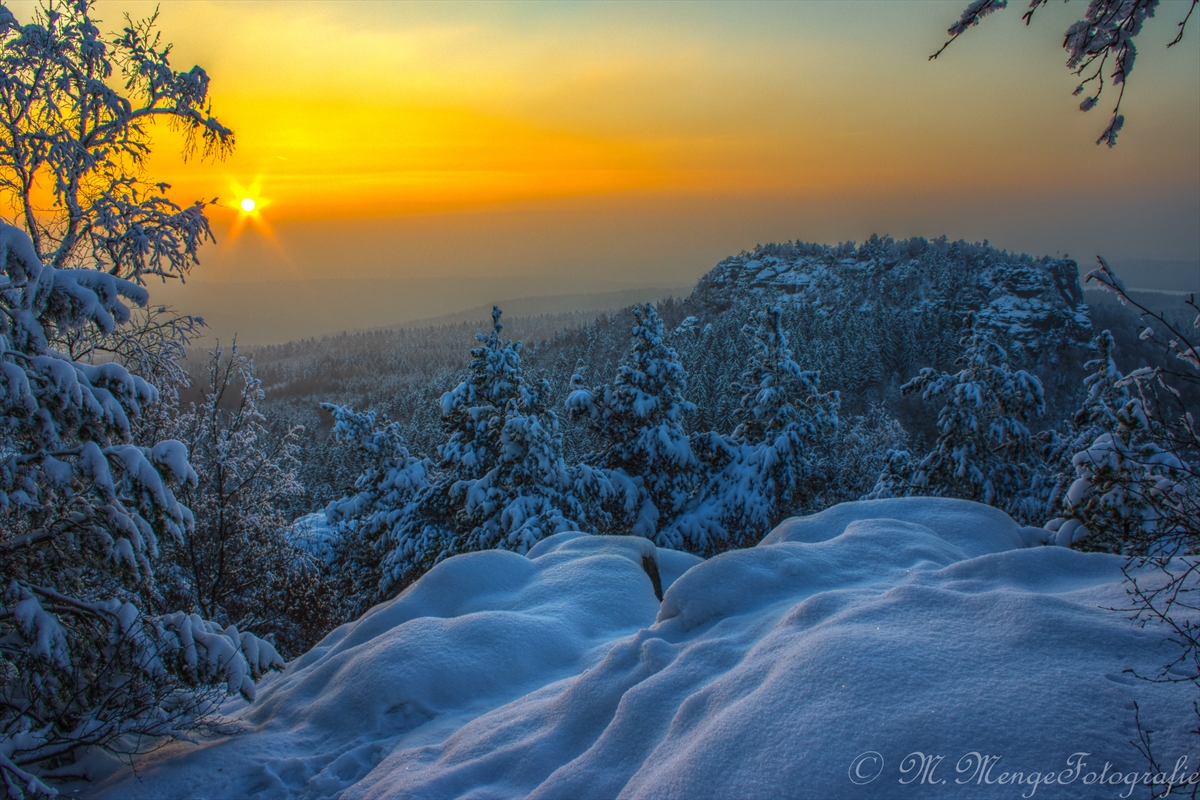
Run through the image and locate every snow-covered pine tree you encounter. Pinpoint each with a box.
[459,373,584,554]
[873,318,1046,522]
[159,345,332,658]
[732,307,839,453]
[375,308,584,596]
[439,307,522,483]
[0,223,280,797]
[319,404,432,618]
[1043,330,1187,551]
[683,326,719,428]
[378,307,520,591]
[866,448,919,501]
[819,407,910,508]
[1040,330,1131,514]
[566,303,698,546]
[669,306,839,551]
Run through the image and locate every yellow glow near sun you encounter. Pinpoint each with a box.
[240,197,257,212]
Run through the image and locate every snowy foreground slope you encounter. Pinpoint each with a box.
[94,499,1195,799]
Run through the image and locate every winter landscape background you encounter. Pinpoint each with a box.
[1,1,1198,799]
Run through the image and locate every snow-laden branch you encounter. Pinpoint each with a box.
[932,0,1193,145]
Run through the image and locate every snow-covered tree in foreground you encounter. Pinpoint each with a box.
[0,0,227,404]
[670,306,839,552]
[319,404,432,618]
[566,303,697,545]
[1043,329,1186,551]
[0,223,279,798]
[1066,258,1200,778]
[0,0,231,279]
[872,319,1046,523]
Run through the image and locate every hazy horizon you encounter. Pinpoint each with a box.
[149,253,1197,346]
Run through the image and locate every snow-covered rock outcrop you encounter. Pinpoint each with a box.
[93,499,1195,799]
[693,236,1091,358]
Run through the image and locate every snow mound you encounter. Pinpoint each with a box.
[94,500,1195,800]
[761,496,1040,554]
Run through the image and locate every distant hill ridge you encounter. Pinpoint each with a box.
[383,286,693,332]
[1111,258,1199,295]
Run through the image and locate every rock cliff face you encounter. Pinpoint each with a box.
[691,235,1091,359]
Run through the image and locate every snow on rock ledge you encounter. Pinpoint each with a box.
[94,500,1194,800]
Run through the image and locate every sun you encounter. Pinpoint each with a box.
[225,178,276,245]
[229,178,268,218]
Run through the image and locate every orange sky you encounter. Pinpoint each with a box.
[5,1,1199,340]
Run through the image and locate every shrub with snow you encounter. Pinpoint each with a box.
[157,345,331,658]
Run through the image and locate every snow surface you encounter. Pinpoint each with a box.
[92,498,1196,799]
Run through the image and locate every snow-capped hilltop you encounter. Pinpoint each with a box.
[693,235,1091,357]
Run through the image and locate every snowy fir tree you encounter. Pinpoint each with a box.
[438,307,524,484]
[363,308,520,592]
[319,404,432,617]
[1041,330,1133,526]
[159,345,331,658]
[731,306,839,455]
[375,307,523,592]
[1042,330,1188,552]
[0,223,280,796]
[360,308,585,597]
[826,407,910,506]
[871,318,1046,523]
[1060,331,1132,455]
[668,307,839,552]
[566,303,698,545]
[458,372,585,553]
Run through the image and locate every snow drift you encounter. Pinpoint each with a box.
[93,498,1196,799]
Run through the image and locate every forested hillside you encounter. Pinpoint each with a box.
[214,235,1196,624]
[252,236,1164,519]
